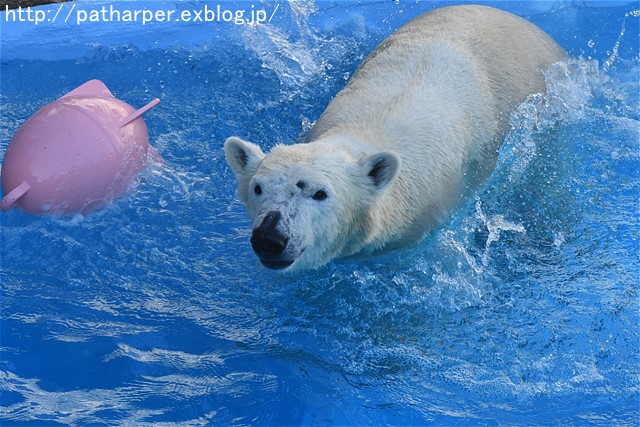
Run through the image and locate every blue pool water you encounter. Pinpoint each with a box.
[1,1,638,425]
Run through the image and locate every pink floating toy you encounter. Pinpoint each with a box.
[0,79,160,215]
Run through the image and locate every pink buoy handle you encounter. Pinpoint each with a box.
[1,181,30,211]
[118,98,160,128]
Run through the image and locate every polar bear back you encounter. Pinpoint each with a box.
[395,5,567,121]
[309,5,566,144]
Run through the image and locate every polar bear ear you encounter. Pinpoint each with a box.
[224,137,266,202]
[224,137,265,177]
[361,151,401,191]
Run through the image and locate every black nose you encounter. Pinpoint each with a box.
[251,211,288,258]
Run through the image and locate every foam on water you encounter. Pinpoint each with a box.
[1,1,639,426]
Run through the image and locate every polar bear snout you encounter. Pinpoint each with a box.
[251,211,288,257]
[250,211,292,269]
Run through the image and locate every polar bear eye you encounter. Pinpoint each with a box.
[312,190,327,201]
[254,185,262,195]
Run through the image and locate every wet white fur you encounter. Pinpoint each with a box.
[225,5,566,271]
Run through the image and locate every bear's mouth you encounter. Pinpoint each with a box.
[260,258,294,270]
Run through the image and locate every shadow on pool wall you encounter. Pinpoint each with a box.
[0,1,639,426]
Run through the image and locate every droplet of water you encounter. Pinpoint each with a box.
[587,39,595,48]
[553,231,565,248]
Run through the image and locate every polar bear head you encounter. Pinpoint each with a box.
[224,136,400,271]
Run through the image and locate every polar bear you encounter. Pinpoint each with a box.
[225,5,566,271]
